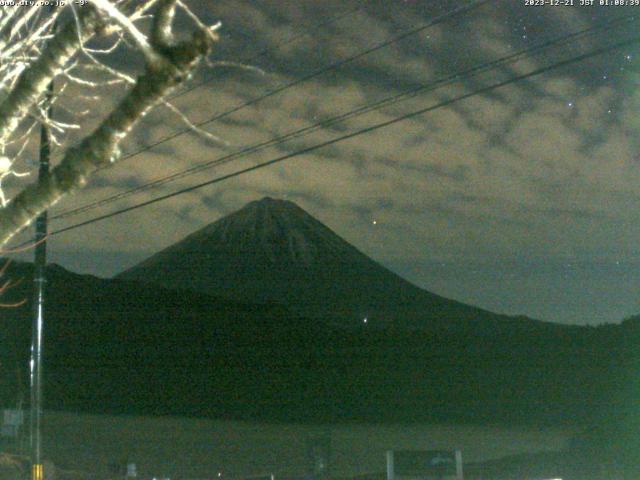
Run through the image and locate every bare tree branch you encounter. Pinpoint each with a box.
[0,1,217,246]
[0,6,105,149]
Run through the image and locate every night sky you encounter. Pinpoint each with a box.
[8,0,640,325]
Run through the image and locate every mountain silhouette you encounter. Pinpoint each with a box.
[0,199,635,427]
[118,197,527,329]
[0,260,634,426]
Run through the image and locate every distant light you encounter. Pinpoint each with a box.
[372,220,377,225]
[218,473,222,478]
[567,101,574,108]
[363,317,368,324]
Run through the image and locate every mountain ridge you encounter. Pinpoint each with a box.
[0,198,633,426]
[118,197,539,329]
[0,259,634,426]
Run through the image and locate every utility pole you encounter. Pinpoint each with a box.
[29,77,53,480]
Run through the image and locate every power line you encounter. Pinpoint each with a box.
[170,1,488,104]
[48,33,640,238]
[46,4,367,171]
[168,4,365,101]
[83,0,492,172]
[52,13,636,220]
[50,0,496,219]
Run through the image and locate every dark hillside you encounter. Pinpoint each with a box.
[0,261,635,426]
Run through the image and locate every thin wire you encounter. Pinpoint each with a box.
[45,3,367,165]
[86,0,492,170]
[48,34,640,238]
[53,0,494,219]
[52,13,636,220]
[168,4,365,101]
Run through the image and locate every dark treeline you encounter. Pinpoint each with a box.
[0,261,637,429]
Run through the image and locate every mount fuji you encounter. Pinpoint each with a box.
[118,197,522,329]
[0,198,634,424]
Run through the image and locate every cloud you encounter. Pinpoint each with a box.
[28,0,639,323]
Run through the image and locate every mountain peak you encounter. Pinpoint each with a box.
[251,196,295,207]
[240,196,306,219]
